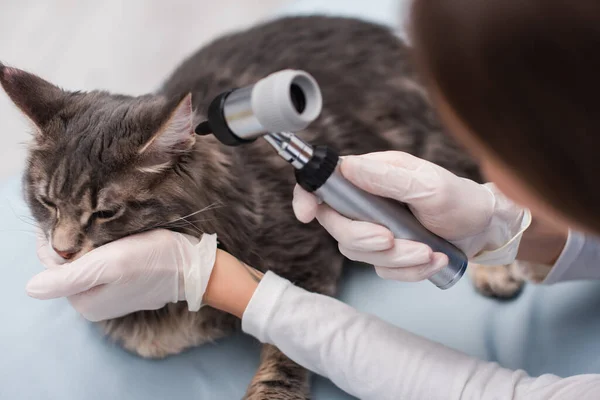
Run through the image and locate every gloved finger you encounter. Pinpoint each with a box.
[339,239,433,268]
[374,252,449,282]
[67,288,126,322]
[316,205,394,252]
[26,257,112,300]
[67,295,106,322]
[347,151,429,170]
[340,155,438,203]
[36,230,66,268]
[292,184,321,223]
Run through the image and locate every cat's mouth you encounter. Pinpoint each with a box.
[50,240,94,263]
[66,250,86,262]
[71,242,94,261]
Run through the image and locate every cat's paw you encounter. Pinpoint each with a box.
[98,314,197,359]
[100,306,238,360]
[469,262,525,299]
[510,260,552,283]
[120,336,186,359]
[244,382,310,400]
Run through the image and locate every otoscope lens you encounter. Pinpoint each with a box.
[290,83,306,114]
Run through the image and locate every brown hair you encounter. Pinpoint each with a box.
[410,0,600,233]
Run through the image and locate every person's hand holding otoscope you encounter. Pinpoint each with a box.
[195,70,470,290]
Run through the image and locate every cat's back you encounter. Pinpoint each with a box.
[160,15,481,182]
[159,16,413,109]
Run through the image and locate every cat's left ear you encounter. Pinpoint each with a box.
[137,93,196,173]
[0,63,65,129]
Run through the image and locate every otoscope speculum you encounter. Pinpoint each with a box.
[196,70,323,146]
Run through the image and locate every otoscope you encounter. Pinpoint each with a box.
[195,70,468,289]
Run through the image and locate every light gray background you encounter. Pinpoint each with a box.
[0,0,289,180]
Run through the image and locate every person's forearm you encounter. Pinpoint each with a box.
[203,250,262,318]
[204,252,600,399]
[517,212,568,265]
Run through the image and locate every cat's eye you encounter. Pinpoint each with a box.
[39,196,56,209]
[92,209,119,220]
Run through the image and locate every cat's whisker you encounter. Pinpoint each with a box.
[158,216,209,236]
[6,199,41,229]
[166,202,224,224]
[0,197,42,238]
[178,217,205,235]
[138,202,225,234]
[0,229,37,236]
[18,214,39,222]
[202,201,224,211]
[162,218,215,226]
[16,216,40,229]
[156,203,223,230]
[3,197,29,217]
[15,213,36,220]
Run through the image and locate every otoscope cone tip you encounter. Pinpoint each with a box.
[195,121,212,135]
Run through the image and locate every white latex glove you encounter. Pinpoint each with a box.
[293,151,531,282]
[26,229,217,322]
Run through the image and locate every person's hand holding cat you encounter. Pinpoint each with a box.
[27,230,217,321]
[293,151,531,282]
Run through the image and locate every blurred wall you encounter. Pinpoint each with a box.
[0,0,288,180]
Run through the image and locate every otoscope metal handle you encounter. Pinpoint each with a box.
[315,167,468,290]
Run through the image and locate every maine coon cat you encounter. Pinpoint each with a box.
[0,16,546,399]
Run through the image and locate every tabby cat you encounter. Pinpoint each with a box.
[0,16,544,399]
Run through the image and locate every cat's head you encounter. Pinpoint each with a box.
[0,63,204,260]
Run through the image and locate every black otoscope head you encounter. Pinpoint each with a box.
[194,121,212,135]
[194,90,256,146]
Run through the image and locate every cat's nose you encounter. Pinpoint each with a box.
[53,247,77,260]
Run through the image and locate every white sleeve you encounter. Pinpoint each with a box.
[543,231,600,284]
[242,272,600,400]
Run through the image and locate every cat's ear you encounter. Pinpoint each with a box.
[137,93,195,173]
[0,63,65,129]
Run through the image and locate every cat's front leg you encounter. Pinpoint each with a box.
[244,344,311,400]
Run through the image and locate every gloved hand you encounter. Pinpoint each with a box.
[26,229,217,322]
[293,151,531,282]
